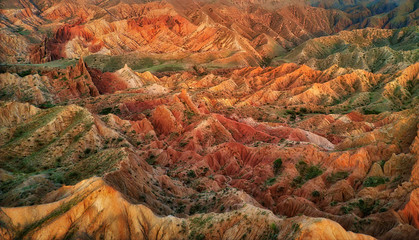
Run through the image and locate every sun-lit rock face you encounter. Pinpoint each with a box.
[0,177,379,240]
[283,28,418,73]
[0,0,418,239]
[0,55,418,239]
[1,0,417,66]
[398,188,419,229]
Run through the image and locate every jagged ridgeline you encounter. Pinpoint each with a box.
[1,0,417,71]
[0,0,418,240]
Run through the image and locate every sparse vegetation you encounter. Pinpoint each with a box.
[263,223,280,239]
[293,161,323,187]
[185,111,196,119]
[304,165,323,180]
[265,177,276,186]
[38,102,56,109]
[340,205,353,214]
[187,170,197,178]
[363,176,389,187]
[363,108,381,115]
[260,56,273,68]
[16,196,82,239]
[353,199,380,216]
[99,107,121,115]
[17,69,32,77]
[285,109,297,121]
[273,158,282,174]
[1,7,418,239]
[84,148,92,155]
[146,154,156,165]
[378,160,386,168]
[180,141,189,148]
[326,171,349,183]
[15,26,31,36]
[291,176,304,188]
[311,190,320,197]
[291,223,300,234]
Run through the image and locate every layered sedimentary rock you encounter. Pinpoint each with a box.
[0,0,418,239]
[1,0,417,67]
[0,56,418,239]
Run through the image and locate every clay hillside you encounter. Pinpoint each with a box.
[0,0,418,239]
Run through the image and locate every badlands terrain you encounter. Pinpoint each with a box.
[0,0,419,239]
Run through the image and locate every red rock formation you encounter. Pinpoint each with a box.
[150,105,182,136]
[0,1,418,235]
[398,188,419,229]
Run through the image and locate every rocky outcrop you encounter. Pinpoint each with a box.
[283,28,418,73]
[2,0,416,68]
[0,177,377,240]
[0,25,418,239]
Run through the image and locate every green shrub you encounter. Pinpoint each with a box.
[363,176,389,187]
[291,176,304,188]
[187,170,196,178]
[305,165,323,180]
[189,205,208,215]
[295,161,307,173]
[270,223,279,234]
[146,154,156,165]
[65,171,81,184]
[299,108,308,114]
[179,141,189,147]
[185,111,196,119]
[355,199,379,216]
[378,160,386,168]
[100,107,113,115]
[291,223,300,233]
[195,234,205,240]
[84,148,92,155]
[15,26,31,36]
[296,161,323,180]
[99,107,121,115]
[49,171,64,184]
[363,109,381,115]
[379,207,388,212]
[311,190,320,197]
[291,161,323,188]
[273,158,282,174]
[38,102,56,109]
[17,69,32,77]
[340,205,353,214]
[265,177,276,186]
[267,223,280,239]
[260,57,273,68]
[326,171,349,183]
